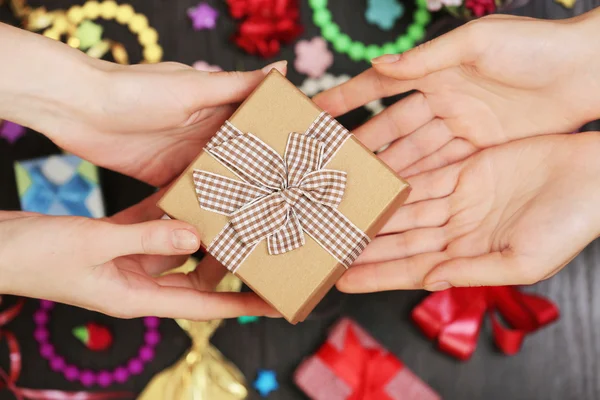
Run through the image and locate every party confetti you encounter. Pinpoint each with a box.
[294,37,334,79]
[73,322,113,351]
[188,2,219,30]
[254,370,278,397]
[192,60,223,72]
[555,0,575,7]
[76,20,103,50]
[237,316,259,324]
[0,121,26,144]
[365,0,405,31]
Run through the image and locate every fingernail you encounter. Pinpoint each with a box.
[171,229,199,251]
[262,60,287,74]
[371,54,401,64]
[266,310,283,318]
[424,281,452,291]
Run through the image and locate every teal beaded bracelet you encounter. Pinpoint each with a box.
[309,0,431,62]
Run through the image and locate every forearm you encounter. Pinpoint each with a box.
[0,23,107,136]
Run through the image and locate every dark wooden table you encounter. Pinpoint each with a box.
[2,1,600,399]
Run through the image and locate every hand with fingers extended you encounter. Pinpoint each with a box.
[0,193,276,320]
[335,133,600,293]
[0,23,284,319]
[0,22,287,187]
[314,11,600,177]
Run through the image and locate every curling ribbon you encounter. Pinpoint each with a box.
[0,297,133,400]
[411,286,559,361]
[316,326,402,400]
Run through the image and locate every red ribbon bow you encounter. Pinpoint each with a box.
[411,286,559,361]
[317,326,402,400]
[0,297,132,400]
[226,0,303,58]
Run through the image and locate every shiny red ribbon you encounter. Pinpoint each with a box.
[0,297,133,400]
[411,286,559,361]
[317,326,402,400]
[226,0,302,58]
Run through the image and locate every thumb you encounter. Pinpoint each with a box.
[422,251,537,290]
[91,219,201,262]
[370,24,480,80]
[0,215,201,270]
[194,60,288,107]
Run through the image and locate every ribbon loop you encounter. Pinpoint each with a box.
[209,133,287,190]
[412,287,559,360]
[229,193,289,245]
[195,112,370,272]
[317,326,401,400]
[193,170,271,216]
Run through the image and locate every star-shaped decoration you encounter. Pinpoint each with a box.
[365,0,404,31]
[555,0,576,7]
[76,20,104,50]
[187,2,219,31]
[0,121,26,144]
[294,37,334,79]
[254,369,278,397]
[237,315,260,324]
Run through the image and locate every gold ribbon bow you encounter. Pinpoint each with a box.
[193,112,370,273]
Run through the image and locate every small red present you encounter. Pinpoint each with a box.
[294,318,440,400]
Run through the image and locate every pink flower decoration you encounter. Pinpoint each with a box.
[192,61,223,72]
[294,37,334,79]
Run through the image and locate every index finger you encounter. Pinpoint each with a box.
[313,68,417,117]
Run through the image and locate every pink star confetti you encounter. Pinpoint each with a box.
[0,120,26,144]
[193,60,223,72]
[188,2,219,30]
[294,37,334,79]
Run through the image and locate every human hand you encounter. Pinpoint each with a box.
[0,23,287,187]
[336,133,600,293]
[0,191,276,319]
[314,11,600,177]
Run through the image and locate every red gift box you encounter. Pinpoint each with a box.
[294,318,440,400]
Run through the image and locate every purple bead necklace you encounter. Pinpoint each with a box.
[34,300,161,388]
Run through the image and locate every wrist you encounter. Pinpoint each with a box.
[565,10,600,124]
[0,23,109,138]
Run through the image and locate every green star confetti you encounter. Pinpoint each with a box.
[237,316,260,325]
[76,20,103,50]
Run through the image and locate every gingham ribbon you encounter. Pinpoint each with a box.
[193,112,370,273]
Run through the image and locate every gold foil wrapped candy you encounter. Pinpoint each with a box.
[139,258,248,400]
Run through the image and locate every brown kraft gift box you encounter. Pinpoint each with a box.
[158,70,410,324]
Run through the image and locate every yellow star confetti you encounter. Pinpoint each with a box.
[555,0,576,7]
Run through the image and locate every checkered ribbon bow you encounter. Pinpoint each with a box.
[193,112,370,272]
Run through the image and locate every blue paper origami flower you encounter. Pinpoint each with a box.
[14,154,104,218]
[366,0,405,31]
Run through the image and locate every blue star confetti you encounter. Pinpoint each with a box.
[254,369,279,397]
[365,0,405,31]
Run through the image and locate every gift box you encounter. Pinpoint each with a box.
[294,318,440,400]
[158,71,410,323]
[14,154,105,217]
